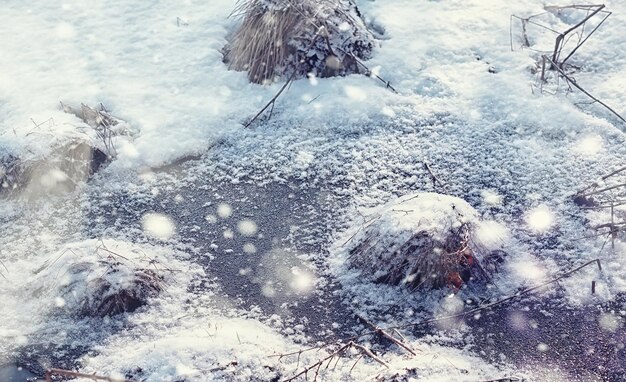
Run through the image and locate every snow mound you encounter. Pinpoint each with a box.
[346,193,502,290]
[1,140,107,199]
[31,240,194,318]
[81,318,295,382]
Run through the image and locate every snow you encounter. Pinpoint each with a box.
[1,0,626,380]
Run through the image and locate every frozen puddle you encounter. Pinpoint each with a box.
[0,365,37,382]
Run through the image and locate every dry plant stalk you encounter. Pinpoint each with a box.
[511,5,624,123]
[45,368,134,382]
[276,258,602,381]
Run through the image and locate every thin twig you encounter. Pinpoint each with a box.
[387,258,603,331]
[281,342,352,382]
[244,29,326,128]
[244,72,296,128]
[46,368,134,382]
[423,161,448,192]
[579,182,626,198]
[351,342,389,368]
[276,259,602,381]
[356,315,417,356]
[544,56,626,123]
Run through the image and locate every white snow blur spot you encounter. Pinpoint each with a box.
[307,73,318,86]
[475,220,509,249]
[344,86,367,101]
[55,22,76,39]
[261,282,276,298]
[239,267,252,275]
[139,170,156,183]
[525,205,554,233]
[54,297,66,307]
[295,151,314,168]
[514,261,547,282]
[218,85,232,97]
[338,21,351,32]
[217,203,232,219]
[175,364,197,377]
[508,311,528,331]
[481,190,503,206]
[40,168,68,188]
[223,228,234,239]
[381,106,396,117]
[205,214,217,224]
[436,295,465,330]
[573,135,603,156]
[119,141,139,159]
[289,267,315,294]
[243,243,257,254]
[598,313,622,332]
[142,213,176,240]
[537,343,549,352]
[237,220,258,236]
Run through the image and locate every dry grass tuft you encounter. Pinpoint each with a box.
[83,268,164,317]
[1,140,107,198]
[224,0,376,84]
[347,193,494,291]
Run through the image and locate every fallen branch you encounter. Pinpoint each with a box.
[423,161,448,192]
[548,5,609,68]
[351,342,389,368]
[276,259,602,381]
[280,342,352,382]
[577,181,626,198]
[388,258,603,331]
[244,28,327,128]
[45,368,134,382]
[343,50,398,94]
[244,72,297,128]
[356,314,417,356]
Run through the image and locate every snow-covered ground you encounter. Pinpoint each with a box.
[1,0,626,381]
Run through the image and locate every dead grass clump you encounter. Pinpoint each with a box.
[347,193,493,291]
[61,102,129,158]
[0,140,107,199]
[224,0,376,84]
[1,103,130,198]
[81,267,163,317]
[33,241,170,318]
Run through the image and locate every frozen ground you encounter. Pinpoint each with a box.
[1,0,626,381]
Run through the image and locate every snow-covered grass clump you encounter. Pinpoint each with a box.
[0,103,133,199]
[345,193,502,291]
[31,239,197,318]
[224,0,376,83]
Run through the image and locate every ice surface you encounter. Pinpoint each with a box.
[1,0,626,380]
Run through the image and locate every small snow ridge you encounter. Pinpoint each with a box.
[340,192,503,292]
